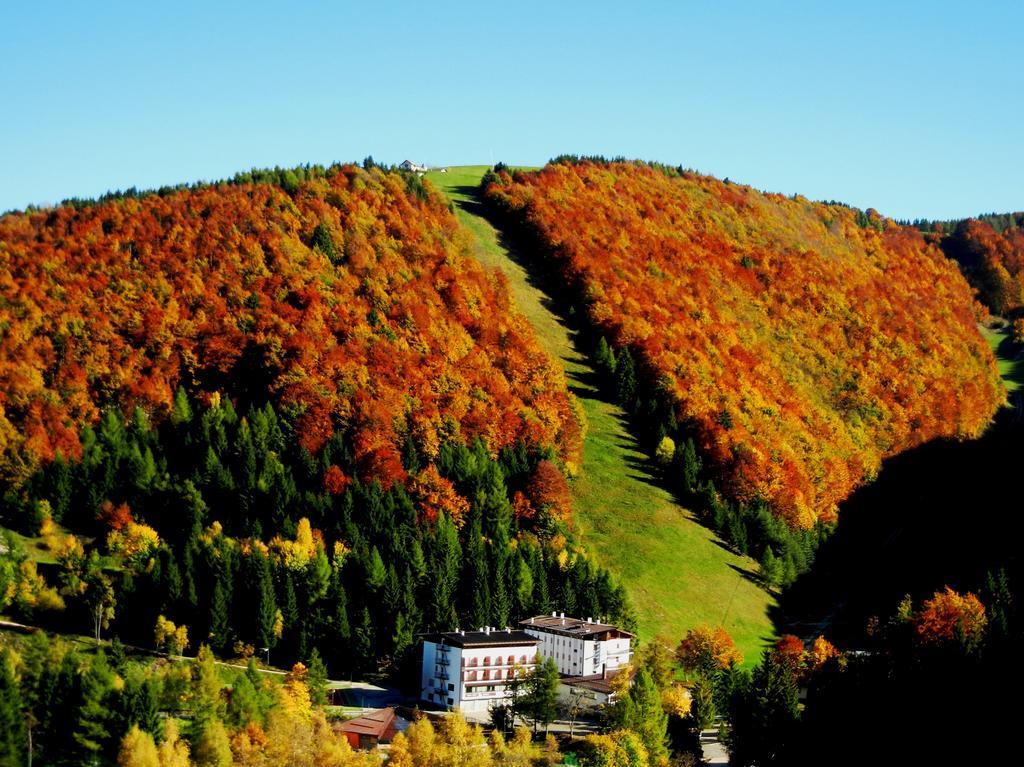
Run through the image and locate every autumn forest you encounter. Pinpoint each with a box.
[0,157,1021,767]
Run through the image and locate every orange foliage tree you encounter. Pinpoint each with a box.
[913,586,987,647]
[675,624,744,674]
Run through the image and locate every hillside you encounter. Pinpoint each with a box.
[426,166,775,663]
[0,164,630,677]
[0,165,581,485]
[484,160,1004,530]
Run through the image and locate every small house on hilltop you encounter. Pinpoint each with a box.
[400,160,428,172]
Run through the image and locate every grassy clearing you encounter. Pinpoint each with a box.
[426,167,775,663]
[980,323,1023,393]
[2,527,59,565]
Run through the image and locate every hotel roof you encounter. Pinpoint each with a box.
[423,628,539,648]
[520,613,634,639]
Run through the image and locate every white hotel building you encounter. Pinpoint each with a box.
[521,612,633,677]
[420,613,633,714]
[420,628,539,715]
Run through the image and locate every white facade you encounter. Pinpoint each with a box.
[420,630,538,715]
[522,613,633,677]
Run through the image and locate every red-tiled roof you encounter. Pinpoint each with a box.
[337,707,397,739]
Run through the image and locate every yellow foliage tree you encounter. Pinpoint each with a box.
[661,684,692,718]
[117,725,160,767]
[194,720,232,767]
[155,615,189,656]
[157,719,191,767]
[280,662,313,721]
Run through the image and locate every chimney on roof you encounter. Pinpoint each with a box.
[587,617,592,623]
[560,611,565,619]
[551,611,557,618]
[530,617,535,624]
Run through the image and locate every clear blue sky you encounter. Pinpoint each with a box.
[2,0,1021,220]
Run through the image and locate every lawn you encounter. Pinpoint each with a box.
[426,167,776,664]
[980,323,1023,393]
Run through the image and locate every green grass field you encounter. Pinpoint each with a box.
[426,166,775,663]
[980,323,1023,393]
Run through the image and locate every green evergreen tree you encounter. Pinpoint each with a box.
[226,670,261,728]
[628,668,670,763]
[208,580,230,652]
[353,607,375,671]
[727,651,800,766]
[119,671,163,742]
[427,513,461,630]
[0,650,25,765]
[690,672,718,730]
[72,651,115,765]
[615,347,638,409]
[524,657,560,734]
[310,222,339,264]
[759,546,783,587]
[365,547,387,591]
[307,648,329,707]
[676,437,703,494]
[595,336,617,379]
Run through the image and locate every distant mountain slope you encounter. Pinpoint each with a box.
[484,160,1003,528]
[919,216,1024,317]
[0,165,582,486]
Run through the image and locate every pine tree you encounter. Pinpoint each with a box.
[190,645,224,735]
[427,513,461,630]
[463,516,491,628]
[629,668,670,763]
[524,657,560,734]
[727,651,799,766]
[119,672,163,743]
[72,651,115,765]
[353,607,375,672]
[759,546,783,587]
[676,437,703,494]
[225,671,260,728]
[208,580,230,652]
[595,336,617,379]
[690,672,718,730]
[615,347,638,409]
[307,648,329,707]
[0,650,25,765]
